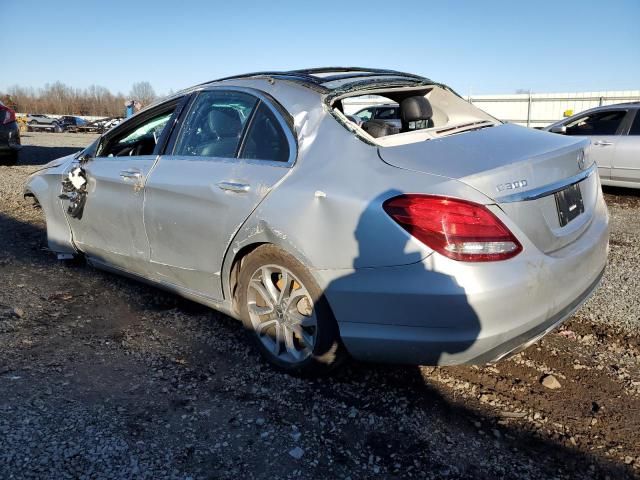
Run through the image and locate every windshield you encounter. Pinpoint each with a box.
[120,113,172,144]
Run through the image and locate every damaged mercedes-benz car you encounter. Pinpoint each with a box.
[24,68,609,374]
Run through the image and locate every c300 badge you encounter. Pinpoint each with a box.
[496,179,528,192]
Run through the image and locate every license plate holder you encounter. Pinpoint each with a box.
[555,183,584,227]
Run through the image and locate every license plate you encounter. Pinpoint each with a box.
[555,183,584,227]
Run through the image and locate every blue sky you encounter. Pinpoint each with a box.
[2,0,639,96]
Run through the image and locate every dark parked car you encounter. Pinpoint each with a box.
[0,101,21,165]
[58,116,87,132]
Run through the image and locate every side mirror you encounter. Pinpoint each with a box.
[77,139,100,163]
[550,125,567,134]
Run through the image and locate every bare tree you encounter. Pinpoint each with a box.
[129,81,157,107]
[0,81,159,116]
[1,83,126,116]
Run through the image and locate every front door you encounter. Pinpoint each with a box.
[64,104,179,275]
[143,89,295,300]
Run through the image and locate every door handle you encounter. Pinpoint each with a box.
[217,181,250,193]
[119,168,142,180]
[593,141,613,146]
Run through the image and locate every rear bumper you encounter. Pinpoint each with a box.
[315,194,609,365]
[336,268,602,365]
[340,270,604,365]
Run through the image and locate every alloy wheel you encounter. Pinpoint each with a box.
[246,264,317,364]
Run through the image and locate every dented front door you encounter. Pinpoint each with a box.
[63,104,179,275]
[65,155,156,274]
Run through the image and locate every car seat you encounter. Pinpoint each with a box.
[199,107,242,157]
[361,119,400,138]
[400,96,434,132]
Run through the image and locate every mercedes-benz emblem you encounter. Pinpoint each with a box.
[577,150,586,170]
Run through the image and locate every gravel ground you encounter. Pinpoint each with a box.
[0,132,638,479]
[583,186,640,332]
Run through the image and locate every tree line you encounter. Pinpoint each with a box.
[0,81,159,117]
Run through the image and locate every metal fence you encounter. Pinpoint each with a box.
[466,90,640,128]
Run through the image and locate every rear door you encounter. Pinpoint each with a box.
[611,109,640,185]
[143,88,296,300]
[562,108,628,181]
[65,98,184,275]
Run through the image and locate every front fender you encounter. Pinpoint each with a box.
[24,170,76,256]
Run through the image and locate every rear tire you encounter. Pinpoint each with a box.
[238,244,346,375]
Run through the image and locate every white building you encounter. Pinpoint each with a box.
[468,90,640,128]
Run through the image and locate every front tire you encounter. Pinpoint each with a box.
[238,245,346,375]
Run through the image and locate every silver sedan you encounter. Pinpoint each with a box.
[545,103,640,188]
[25,68,609,375]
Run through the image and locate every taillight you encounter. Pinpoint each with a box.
[383,194,522,262]
[0,106,16,125]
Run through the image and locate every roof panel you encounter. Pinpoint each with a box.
[203,67,431,92]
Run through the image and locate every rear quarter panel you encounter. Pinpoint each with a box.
[222,111,494,297]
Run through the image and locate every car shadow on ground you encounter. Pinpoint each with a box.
[16,144,81,166]
[602,185,640,209]
[602,185,640,198]
[0,210,636,478]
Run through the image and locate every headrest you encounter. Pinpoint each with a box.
[400,96,433,124]
[208,107,242,138]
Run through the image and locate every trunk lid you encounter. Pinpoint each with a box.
[378,124,597,253]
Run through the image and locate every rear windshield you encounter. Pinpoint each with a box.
[336,85,499,146]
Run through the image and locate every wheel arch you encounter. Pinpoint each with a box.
[222,221,320,317]
[226,242,266,316]
[23,187,40,206]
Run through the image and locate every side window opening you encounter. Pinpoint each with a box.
[627,111,640,136]
[374,107,400,120]
[173,91,257,158]
[240,103,290,163]
[565,110,626,136]
[354,108,373,121]
[100,110,174,157]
